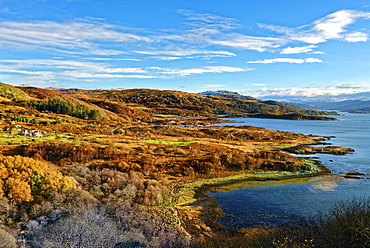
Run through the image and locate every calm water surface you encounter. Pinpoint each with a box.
[208,113,370,229]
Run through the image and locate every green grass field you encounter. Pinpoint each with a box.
[0,133,75,145]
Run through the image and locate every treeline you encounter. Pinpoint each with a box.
[13,116,62,125]
[28,98,101,120]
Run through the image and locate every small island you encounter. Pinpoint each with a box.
[283,144,355,155]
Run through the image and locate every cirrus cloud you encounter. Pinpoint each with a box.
[0,20,150,55]
[280,45,318,54]
[247,58,323,64]
[155,66,250,76]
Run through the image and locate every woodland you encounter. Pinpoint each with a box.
[0,82,366,248]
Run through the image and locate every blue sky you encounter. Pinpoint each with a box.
[1,0,370,99]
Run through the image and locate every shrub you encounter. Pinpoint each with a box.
[253,197,370,248]
[314,197,370,247]
[27,206,125,248]
[0,228,17,248]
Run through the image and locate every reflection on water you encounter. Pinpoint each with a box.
[311,177,339,191]
[208,113,370,230]
[209,175,370,229]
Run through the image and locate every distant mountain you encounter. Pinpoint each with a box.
[258,90,370,113]
[285,100,370,112]
[260,91,370,102]
[198,90,256,100]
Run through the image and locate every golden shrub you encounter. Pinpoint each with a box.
[0,155,76,204]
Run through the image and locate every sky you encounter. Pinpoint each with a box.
[2,0,370,99]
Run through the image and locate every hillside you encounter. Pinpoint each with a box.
[0,83,152,136]
[56,88,336,119]
[0,82,31,100]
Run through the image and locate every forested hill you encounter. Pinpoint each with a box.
[56,88,336,119]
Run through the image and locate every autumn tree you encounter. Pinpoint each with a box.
[0,155,76,204]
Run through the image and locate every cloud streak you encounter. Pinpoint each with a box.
[153,66,249,76]
[210,34,283,52]
[247,58,322,64]
[280,45,318,54]
[178,9,240,31]
[0,20,150,55]
[0,59,251,87]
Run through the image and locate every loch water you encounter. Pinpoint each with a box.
[207,112,370,229]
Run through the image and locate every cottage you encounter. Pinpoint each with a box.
[24,130,45,138]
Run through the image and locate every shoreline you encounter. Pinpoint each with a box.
[172,159,330,240]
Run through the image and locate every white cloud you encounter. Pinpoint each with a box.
[243,83,266,87]
[260,10,370,44]
[240,83,370,98]
[1,59,149,75]
[1,59,106,71]
[210,34,283,52]
[313,10,358,39]
[134,49,235,57]
[344,31,368,42]
[88,58,142,61]
[61,71,156,79]
[280,45,317,54]
[0,59,250,84]
[0,20,150,55]
[311,51,325,54]
[305,58,323,63]
[205,66,248,73]
[154,66,249,76]
[178,9,240,31]
[0,59,156,84]
[247,58,322,64]
[101,67,147,73]
[199,84,228,88]
[0,69,53,76]
[156,10,285,53]
[151,56,182,61]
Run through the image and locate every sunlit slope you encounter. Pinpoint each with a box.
[57,88,335,118]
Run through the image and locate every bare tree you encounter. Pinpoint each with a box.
[27,206,144,248]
